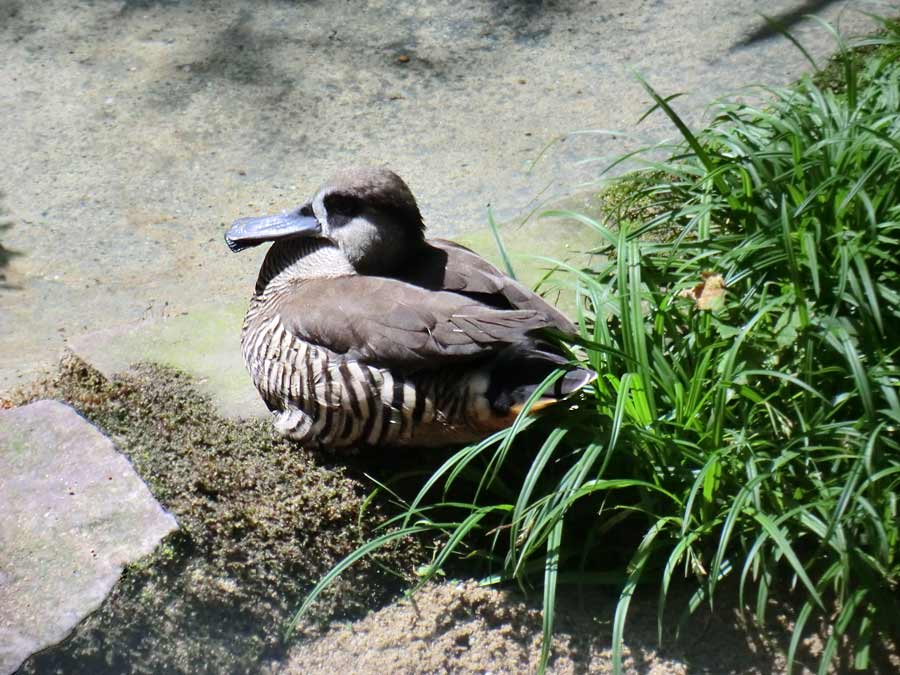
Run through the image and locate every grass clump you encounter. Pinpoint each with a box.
[14,354,422,674]
[298,17,900,675]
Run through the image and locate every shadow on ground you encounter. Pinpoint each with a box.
[0,192,21,291]
[141,0,575,109]
[737,0,843,46]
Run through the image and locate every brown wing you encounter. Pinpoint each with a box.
[402,239,576,334]
[276,275,552,371]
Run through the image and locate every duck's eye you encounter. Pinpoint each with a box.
[324,194,361,218]
[299,204,314,217]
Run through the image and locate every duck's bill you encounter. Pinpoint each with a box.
[225,211,321,252]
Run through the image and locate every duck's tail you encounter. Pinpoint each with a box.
[486,344,596,416]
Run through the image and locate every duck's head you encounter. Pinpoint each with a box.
[225,167,426,274]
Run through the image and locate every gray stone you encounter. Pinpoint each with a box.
[0,401,178,675]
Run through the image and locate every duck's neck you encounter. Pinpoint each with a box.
[255,238,355,296]
[354,237,429,276]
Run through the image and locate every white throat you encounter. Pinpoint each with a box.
[256,238,355,296]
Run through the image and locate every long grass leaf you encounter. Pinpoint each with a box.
[612,519,670,675]
[537,520,564,675]
[751,511,824,609]
[487,206,517,279]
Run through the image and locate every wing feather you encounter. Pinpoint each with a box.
[409,239,576,333]
[276,276,550,372]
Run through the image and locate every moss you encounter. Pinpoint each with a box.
[13,354,424,674]
[599,171,664,219]
[811,18,900,93]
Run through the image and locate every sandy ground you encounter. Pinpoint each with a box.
[0,0,885,390]
[274,582,718,674]
[274,581,898,675]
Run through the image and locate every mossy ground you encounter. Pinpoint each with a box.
[12,354,425,674]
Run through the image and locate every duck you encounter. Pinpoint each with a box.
[225,167,594,448]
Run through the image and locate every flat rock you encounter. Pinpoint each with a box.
[0,401,178,675]
[65,301,269,420]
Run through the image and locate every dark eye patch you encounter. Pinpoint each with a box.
[299,203,314,217]
[324,193,361,218]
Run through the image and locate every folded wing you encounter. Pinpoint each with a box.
[408,239,576,333]
[276,275,554,372]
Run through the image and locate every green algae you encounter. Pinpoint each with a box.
[144,303,248,398]
[13,354,424,674]
[66,301,267,420]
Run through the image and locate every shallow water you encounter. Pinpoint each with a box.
[0,0,876,391]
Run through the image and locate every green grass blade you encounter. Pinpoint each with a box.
[757,13,819,70]
[612,519,670,675]
[537,520,563,675]
[487,206,517,280]
[751,511,825,610]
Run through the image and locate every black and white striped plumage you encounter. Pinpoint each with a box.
[227,168,594,449]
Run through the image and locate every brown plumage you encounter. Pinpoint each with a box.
[226,167,594,448]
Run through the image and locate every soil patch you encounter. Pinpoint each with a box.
[276,582,753,674]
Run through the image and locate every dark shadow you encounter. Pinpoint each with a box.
[737,0,842,46]
[118,0,186,11]
[0,0,21,21]
[144,8,299,114]
[0,0,24,19]
[0,193,21,291]
[487,0,568,42]
[184,10,274,86]
[0,0,22,30]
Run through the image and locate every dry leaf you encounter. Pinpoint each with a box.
[678,272,726,311]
